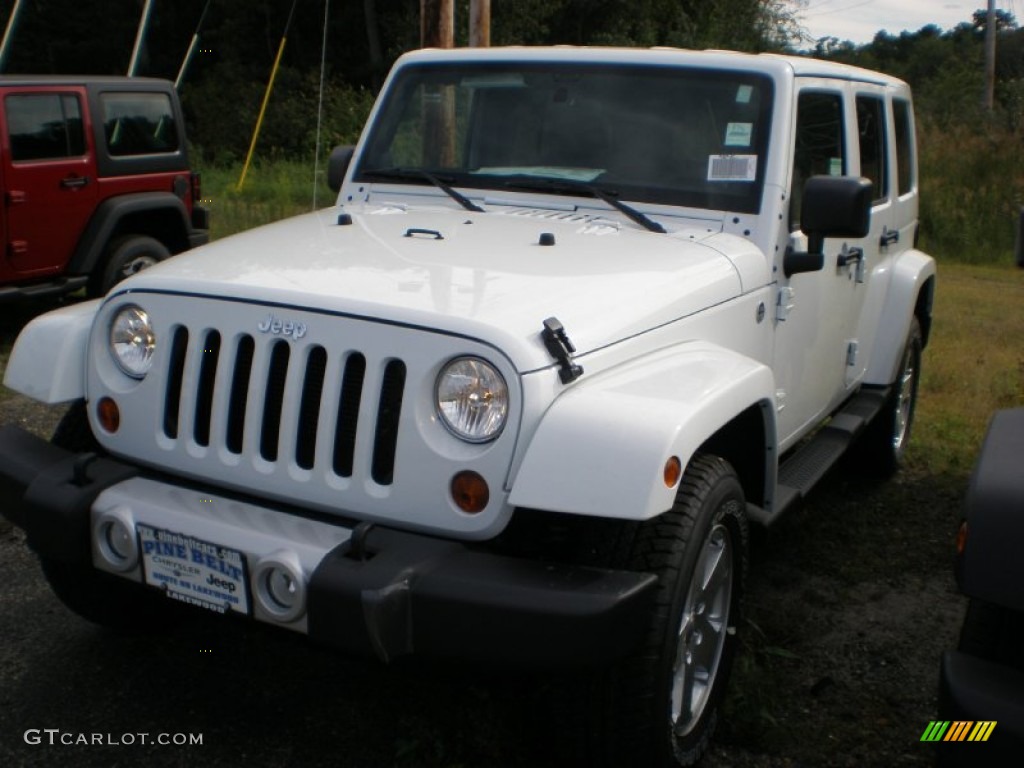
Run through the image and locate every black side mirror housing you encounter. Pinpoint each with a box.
[784,175,873,277]
[327,145,355,193]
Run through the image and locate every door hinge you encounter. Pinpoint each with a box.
[776,286,795,322]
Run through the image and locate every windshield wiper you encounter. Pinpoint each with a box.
[503,176,667,234]
[360,167,484,213]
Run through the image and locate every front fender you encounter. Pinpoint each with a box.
[3,300,99,404]
[508,342,774,520]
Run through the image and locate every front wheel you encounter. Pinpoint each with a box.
[590,454,748,767]
[90,235,170,297]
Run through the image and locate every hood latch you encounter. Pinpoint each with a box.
[541,317,583,384]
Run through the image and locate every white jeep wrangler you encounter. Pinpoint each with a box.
[0,47,935,766]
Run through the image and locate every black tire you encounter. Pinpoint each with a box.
[958,599,1024,671]
[859,315,923,476]
[90,235,170,297]
[589,454,748,767]
[41,403,170,632]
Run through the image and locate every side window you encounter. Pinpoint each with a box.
[5,93,85,161]
[856,95,888,204]
[893,98,915,196]
[101,92,179,157]
[790,91,845,231]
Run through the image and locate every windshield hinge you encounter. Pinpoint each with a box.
[541,317,584,384]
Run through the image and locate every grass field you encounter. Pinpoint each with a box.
[911,261,1024,475]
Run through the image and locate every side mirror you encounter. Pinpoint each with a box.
[784,175,873,277]
[327,145,355,192]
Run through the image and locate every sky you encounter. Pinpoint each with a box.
[797,0,1013,45]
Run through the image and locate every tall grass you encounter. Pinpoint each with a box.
[918,120,1024,265]
[199,160,337,240]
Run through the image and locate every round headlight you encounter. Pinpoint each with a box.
[436,357,509,443]
[109,305,156,379]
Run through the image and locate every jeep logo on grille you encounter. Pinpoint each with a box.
[258,314,307,340]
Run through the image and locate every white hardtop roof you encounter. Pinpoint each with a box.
[394,46,908,88]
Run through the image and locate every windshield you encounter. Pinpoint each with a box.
[356,61,774,215]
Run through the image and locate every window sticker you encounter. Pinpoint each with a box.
[736,84,753,104]
[725,122,753,147]
[829,157,843,176]
[708,154,757,182]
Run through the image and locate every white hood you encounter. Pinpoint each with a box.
[123,203,762,372]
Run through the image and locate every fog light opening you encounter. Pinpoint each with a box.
[94,512,138,572]
[451,471,489,514]
[97,397,120,434]
[253,554,306,623]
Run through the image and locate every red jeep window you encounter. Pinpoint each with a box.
[5,93,86,161]
[101,92,179,157]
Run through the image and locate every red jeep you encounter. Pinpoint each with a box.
[0,76,207,301]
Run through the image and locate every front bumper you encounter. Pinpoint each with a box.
[936,650,1024,766]
[0,424,656,666]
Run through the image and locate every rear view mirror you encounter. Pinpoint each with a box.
[785,176,872,277]
[327,146,355,192]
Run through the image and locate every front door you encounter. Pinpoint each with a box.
[774,83,889,448]
[1,87,96,280]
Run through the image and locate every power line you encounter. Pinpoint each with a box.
[804,0,876,19]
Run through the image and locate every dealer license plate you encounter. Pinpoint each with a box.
[138,525,250,615]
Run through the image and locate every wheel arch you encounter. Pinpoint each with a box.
[507,342,777,521]
[865,248,936,386]
[68,192,193,275]
[697,401,773,510]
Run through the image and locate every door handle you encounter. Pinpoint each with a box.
[60,176,90,189]
[837,247,863,267]
[880,228,899,247]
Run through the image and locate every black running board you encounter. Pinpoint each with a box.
[749,387,889,526]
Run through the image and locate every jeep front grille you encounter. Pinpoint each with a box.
[89,294,520,536]
[162,328,406,486]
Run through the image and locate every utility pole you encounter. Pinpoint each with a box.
[128,0,154,76]
[0,0,26,73]
[421,0,454,48]
[984,0,996,111]
[420,0,455,168]
[470,0,490,47]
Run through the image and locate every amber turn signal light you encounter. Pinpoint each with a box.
[97,397,120,434]
[664,456,682,488]
[955,520,968,556]
[451,471,489,514]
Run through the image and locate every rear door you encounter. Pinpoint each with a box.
[1,87,96,280]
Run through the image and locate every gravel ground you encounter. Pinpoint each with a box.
[0,299,967,767]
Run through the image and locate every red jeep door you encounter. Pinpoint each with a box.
[1,87,96,280]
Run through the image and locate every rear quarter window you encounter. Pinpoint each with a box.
[101,92,179,156]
